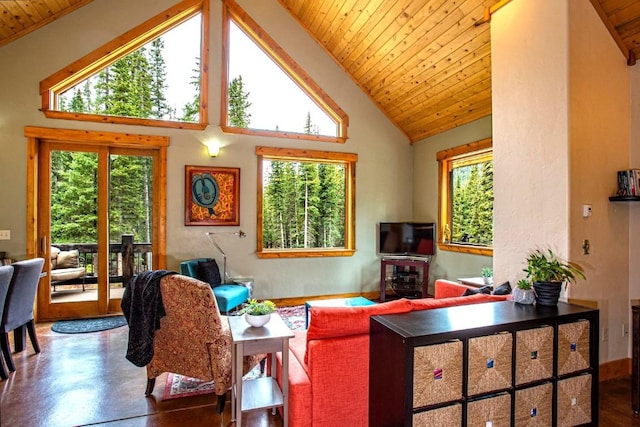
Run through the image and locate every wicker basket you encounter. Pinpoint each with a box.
[413,403,462,427]
[515,326,554,385]
[557,374,592,426]
[515,383,553,426]
[468,332,513,395]
[413,340,463,407]
[558,320,590,375]
[467,393,511,427]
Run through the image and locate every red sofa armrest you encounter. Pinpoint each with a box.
[434,279,480,298]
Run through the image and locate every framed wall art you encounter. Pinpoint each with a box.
[185,165,240,226]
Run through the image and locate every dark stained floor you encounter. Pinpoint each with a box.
[0,321,281,426]
[0,321,640,426]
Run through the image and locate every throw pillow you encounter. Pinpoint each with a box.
[56,249,79,269]
[462,285,492,296]
[493,281,512,295]
[197,259,222,288]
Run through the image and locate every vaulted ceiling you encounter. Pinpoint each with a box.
[1,0,640,143]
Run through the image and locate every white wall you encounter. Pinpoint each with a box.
[0,0,411,299]
[492,0,571,284]
[412,116,493,285]
[568,0,630,363]
[492,0,631,363]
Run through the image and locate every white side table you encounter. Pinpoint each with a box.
[229,313,294,426]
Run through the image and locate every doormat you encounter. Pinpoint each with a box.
[51,315,127,334]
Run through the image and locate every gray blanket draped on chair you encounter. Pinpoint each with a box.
[121,270,176,367]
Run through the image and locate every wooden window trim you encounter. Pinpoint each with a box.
[39,0,209,130]
[255,146,356,258]
[437,137,493,256]
[221,0,348,144]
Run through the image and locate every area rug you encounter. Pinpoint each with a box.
[163,304,305,400]
[51,315,127,334]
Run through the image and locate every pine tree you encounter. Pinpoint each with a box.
[180,57,201,122]
[228,75,251,127]
[148,38,171,119]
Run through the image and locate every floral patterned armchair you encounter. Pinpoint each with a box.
[144,274,262,412]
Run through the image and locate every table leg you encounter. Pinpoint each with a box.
[235,342,244,427]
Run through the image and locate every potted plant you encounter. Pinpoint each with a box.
[481,267,493,285]
[512,279,535,305]
[238,298,276,327]
[523,248,586,306]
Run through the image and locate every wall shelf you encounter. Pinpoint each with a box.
[609,195,640,201]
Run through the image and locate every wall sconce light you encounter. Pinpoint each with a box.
[205,141,220,157]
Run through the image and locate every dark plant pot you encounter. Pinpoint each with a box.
[533,282,562,306]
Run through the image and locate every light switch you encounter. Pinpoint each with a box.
[582,204,592,218]
[0,230,10,240]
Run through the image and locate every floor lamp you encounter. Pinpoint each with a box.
[205,230,246,282]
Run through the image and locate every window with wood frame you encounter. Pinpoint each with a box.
[437,138,493,256]
[256,146,356,258]
[39,0,209,130]
[221,0,348,143]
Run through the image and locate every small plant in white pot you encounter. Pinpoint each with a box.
[481,267,493,285]
[238,298,276,327]
[512,279,535,305]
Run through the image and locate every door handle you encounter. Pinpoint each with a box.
[40,235,47,255]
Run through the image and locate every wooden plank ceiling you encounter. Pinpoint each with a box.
[1,0,640,143]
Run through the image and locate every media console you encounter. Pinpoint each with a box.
[380,257,431,302]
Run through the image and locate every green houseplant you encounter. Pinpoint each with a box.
[523,248,586,306]
[238,298,276,327]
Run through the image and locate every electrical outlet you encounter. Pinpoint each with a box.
[0,230,10,240]
[602,327,609,342]
[623,323,630,337]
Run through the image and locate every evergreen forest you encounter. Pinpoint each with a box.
[451,161,494,246]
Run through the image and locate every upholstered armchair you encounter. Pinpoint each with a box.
[180,258,249,313]
[144,274,262,412]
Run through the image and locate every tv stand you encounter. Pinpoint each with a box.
[380,257,431,302]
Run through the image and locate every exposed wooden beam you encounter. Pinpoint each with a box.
[474,0,513,26]
[589,0,636,66]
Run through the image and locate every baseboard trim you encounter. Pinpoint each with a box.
[600,358,631,381]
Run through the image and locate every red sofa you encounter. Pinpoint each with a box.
[273,280,508,427]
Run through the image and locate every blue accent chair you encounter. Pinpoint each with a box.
[179,258,249,314]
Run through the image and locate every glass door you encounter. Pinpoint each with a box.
[38,142,157,319]
[107,149,155,312]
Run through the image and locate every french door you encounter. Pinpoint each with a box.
[26,127,167,321]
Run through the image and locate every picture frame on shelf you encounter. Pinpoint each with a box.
[185,165,240,226]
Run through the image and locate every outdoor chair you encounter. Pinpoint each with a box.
[0,265,14,380]
[180,258,249,313]
[0,258,45,373]
[143,274,263,413]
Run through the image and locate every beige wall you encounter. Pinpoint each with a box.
[568,0,630,363]
[412,116,493,284]
[0,0,411,299]
[492,0,631,363]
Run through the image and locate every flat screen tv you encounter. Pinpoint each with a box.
[378,222,435,256]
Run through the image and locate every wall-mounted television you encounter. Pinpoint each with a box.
[378,222,435,257]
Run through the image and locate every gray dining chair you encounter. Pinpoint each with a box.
[0,265,14,380]
[0,258,44,373]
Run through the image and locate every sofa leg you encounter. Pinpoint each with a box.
[216,392,227,413]
[145,378,156,396]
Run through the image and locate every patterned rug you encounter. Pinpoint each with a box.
[162,304,305,400]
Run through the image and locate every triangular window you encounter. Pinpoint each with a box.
[40,0,209,130]
[221,0,348,143]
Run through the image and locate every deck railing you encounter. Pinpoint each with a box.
[52,234,152,287]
